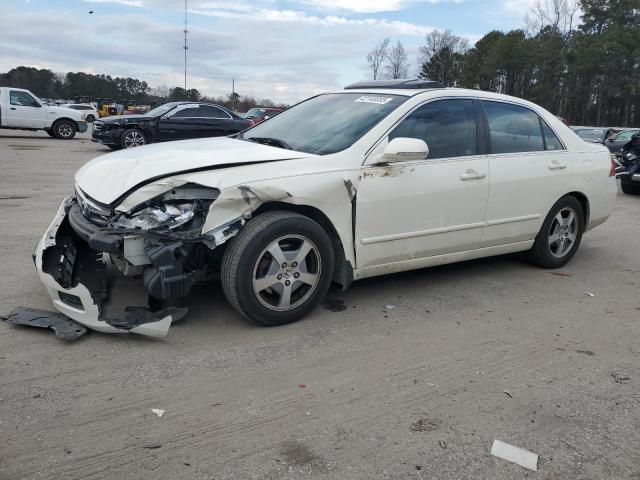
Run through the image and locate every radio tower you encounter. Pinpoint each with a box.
[183,0,188,91]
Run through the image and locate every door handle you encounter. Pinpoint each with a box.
[460,170,486,181]
[548,161,567,170]
[10,107,16,110]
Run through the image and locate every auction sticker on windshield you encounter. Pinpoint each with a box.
[354,96,394,104]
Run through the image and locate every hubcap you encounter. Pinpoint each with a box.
[58,123,73,138]
[252,235,321,311]
[548,207,578,258]
[124,131,145,148]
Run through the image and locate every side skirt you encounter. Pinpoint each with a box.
[353,240,534,280]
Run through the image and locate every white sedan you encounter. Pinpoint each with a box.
[34,79,617,337]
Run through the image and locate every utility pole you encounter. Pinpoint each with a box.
[183,0,188,91]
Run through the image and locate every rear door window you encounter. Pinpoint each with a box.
[389,99,477,160]
[483,101,544,154]
[199,105,232,119]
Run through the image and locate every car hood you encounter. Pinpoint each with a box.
[75,137,313,204]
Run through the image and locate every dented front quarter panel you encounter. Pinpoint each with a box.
[196,158,360,267]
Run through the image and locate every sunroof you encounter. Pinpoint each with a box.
[344,78,445,90]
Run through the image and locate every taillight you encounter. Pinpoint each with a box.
[609,155,617,176]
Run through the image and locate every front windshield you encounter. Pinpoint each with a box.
[576,129,604,142]
[241,93,407,155]
[145,103,178,117]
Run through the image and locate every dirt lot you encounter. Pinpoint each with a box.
[0,129,639,479]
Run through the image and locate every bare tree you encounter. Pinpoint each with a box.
[366,37,390,80]
[150,84,170,98]
[419,30,469,64]
[385,40,410,79]
[524,0,580,35]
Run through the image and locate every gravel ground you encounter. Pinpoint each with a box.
[0,129,639,480]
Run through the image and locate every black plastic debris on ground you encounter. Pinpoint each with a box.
[1,307,87,341]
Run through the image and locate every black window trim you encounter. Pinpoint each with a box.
[366,95,486,164]
[478,98,566,154]
[164,103,233,120]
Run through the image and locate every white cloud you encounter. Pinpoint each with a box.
[84,0,144,6]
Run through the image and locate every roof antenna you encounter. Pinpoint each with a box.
[183,0,188,91]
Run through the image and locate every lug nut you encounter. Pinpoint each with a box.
[281,262,287,268]
[292,262,298,267]
[294,272,300,278]
[277,274,282,280]
[285,280,291,286]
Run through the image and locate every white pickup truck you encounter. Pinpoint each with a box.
[0,87,88,139]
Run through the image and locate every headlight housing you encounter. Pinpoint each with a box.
[113,184,219,233]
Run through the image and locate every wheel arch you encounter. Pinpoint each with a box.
[564,191,590,228]
[253,201,353,289]
[52,117,78,128]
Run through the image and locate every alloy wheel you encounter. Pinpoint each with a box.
[252,234,321,311]
[57,123,74,138]
[123,131,146,148]
[548,207,578,258]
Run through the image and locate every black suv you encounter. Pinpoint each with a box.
[92,102,251,149]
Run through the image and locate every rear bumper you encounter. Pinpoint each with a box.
[33,198,180,337]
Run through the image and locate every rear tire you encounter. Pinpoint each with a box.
[53,120,76,139]
[45,129,55,138]
[621,179,640,195]
[221,211,334,326]
[86,114,96,123]
[528,196,584,268]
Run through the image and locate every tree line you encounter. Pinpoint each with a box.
[0,67,287,111]
[367,0,640,127]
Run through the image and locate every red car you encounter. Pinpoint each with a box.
[243,107,283,126]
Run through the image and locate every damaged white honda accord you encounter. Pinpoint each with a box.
[33,79,617,337]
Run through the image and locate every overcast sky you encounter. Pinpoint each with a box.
[3,0,534,103]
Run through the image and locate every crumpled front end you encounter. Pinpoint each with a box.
[33,197,187,337]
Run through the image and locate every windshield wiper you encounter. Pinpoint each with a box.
[245,136,292,150]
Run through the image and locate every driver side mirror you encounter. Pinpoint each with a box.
[383,137,429,162]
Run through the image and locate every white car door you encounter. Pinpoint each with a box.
[479,100,573,247]
[355,98,490,269]
[5,90,46,128]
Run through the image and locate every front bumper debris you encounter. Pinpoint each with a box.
[32,197,187,337]
[1,307,88,341]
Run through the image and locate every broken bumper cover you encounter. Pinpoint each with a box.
[33,197,186,337]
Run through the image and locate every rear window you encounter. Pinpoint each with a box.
[484,101,544,154]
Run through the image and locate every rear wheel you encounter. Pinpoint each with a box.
[86,114,96,123]
[529,196,584,268]
[621,179,640,195]
[221,211,334,326]
[121,129,147,149]
[53,120,76,139]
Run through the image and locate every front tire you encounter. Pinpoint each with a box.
[53,120,76,139]
[529,196,584,268]
[221,211,335,326]
[121,129,147,149]
[621,179,640,195]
